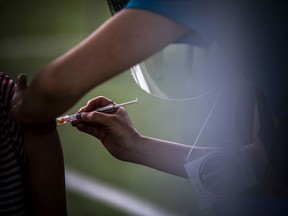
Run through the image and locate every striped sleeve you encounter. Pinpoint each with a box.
[0,72,27,216]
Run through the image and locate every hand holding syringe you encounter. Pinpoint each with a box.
[56,98,138,125]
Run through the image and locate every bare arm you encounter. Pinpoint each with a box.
[122,135,207,178]
[23,128,67,216]
[12,74,67,216]
[15,9,190,122]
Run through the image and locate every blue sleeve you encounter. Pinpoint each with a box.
[125,0,214,46]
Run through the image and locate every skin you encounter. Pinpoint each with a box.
[11,74,67,216]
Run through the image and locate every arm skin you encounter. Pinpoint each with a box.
[23,129,67,216]
[13,9,190,123]
[120,136,208,178]
[12,74,67,216]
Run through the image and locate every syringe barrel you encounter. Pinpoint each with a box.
[68,113,82,121]
[96,104,115,112]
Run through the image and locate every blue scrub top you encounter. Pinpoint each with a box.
[125,0,288,118]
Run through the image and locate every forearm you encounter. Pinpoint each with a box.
[124,134,268,180]
[23,127,67,216]
[124,135,208,178]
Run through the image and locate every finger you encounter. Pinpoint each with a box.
[72,120,101,128]
[76,124,101,139]
[16,73,28,89]
[77,106,86,113]
[71,119,82,126]
[81,111,113,127]
[84,96,113,112]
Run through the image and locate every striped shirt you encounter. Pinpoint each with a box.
[0,72,27,216]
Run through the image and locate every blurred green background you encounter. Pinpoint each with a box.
[0,1,213,215]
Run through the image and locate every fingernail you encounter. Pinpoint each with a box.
[81,112,87,120]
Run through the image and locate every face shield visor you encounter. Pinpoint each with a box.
[107,0,228,100]
[131,42,229,100]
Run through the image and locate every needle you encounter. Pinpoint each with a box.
[56,98,138,125]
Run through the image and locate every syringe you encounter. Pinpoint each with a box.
[56,98,138,125]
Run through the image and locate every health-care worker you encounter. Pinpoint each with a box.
[10,0,288,215]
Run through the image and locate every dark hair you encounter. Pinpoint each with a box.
[106,0,129,15]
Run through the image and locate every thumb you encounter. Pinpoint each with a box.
[16,73,28,89]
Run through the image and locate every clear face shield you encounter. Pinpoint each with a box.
[131,42,228,100]
[107,0,228,100]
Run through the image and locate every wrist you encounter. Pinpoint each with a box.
[122,134,150,164]
[119,132,144,162]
